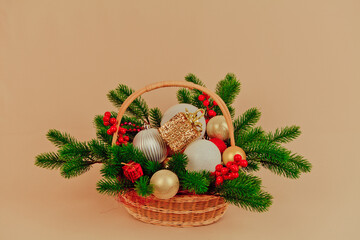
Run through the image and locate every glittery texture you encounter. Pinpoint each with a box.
[158,112,200,152]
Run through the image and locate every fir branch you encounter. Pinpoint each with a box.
[234,108,261,134]
[107,84,150,123]
[96,128,113,145]
[167,153,188,177]
[180,171,211,194]
[266,126,301,144]
[96,178,132,196]
[135,176,154,197]
[185,73,206,87]
[149,108,163,128]
[35,152,66,170]
[236,127,265,146]
[216,172,272,212]
[100,146,125,178]
[288,154,312,173]
[59,142,91,159]
[243,141,301,178]
[88,139,110,162]
[144,160,162,176]
[215,73,241,106]
[46,129,76,148]
[60,158,93,178]
[176,88,192,104]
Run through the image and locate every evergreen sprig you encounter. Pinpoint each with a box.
[96,178,133,196]
[135,176,154,197]
[180,171,211,194]
[214,73,241,117]
[107,84,150,123]
[149,108,163,128]
[167,153,188,177]
[215,172,272,212]
[234,108,261,134]
[266,126,301,144]
[60,157,93,178]
[35,152,66,169]
[46,129,76,148]
[176,88,192,104]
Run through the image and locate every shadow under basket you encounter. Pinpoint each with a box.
[120,191,229,227]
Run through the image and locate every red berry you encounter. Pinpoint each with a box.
[215,176,224,186]
[198,95,205,101]
[123,136,129,141]
[104,112,111,117]
[119,128,127,134]
[226,161,233,168]
[118,136,124,142]
[107,129,113,135]
[208,110,216,117]
[215,164,223,172]
[116,141,121,145]
[110,126,117,133]
[213,101,218,106]
[221,167,229,175]
[206,119,209,124]
[239,159,248,168]
[132,124,136,127]
[210,172,216,177]
[215,171,222,177]
[233,172,239,179]
[203,100,210,106]
[229,172,237,180]
[230,164,239,172]
[234,154,242,161]
[110,118,117,125]
[202,92,209,99]
[103,116,110,122]
[223,174,231,180]
[104,121,110,126]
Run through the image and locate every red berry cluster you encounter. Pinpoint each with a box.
[234,154,248,168]
[198,92,217,122]
[102,111,143,146]
[213,162,239,186]
[212,154,249,186]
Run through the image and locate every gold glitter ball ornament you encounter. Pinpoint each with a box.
[222,146,246,165]
[206,116,229,141]
[150,169,179,199]
[159,109,204,153]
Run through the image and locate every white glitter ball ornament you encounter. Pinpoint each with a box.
[184,139,221,172]
[133,128,167,163]
[160,103,206,139]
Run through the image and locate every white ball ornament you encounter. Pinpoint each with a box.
[161,103,206,139]
[133,128,167,163]
[184,139,221,172]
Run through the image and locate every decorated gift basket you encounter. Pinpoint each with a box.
[35,74,311,227]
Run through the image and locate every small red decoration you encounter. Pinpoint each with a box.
[239,159,248,168]
[210,138,227,153]
[122,161,143,183]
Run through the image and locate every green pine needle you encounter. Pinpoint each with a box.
[176,88,192,104]
[135,176,154,197]
[180,171,211,194]
[167,153,188,177]
[46,129,76,148]
[267,126,301,144]
[215,73,241,106]
[149,108,163,128]
[60,158,92,178]
[96,178,132,196]
[234,108,261,134]
[88,139,110,161]
[59,141,91,159]
[35,152,66,169]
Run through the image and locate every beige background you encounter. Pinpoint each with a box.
[1,0,359,239]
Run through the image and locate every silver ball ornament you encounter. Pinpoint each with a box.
[133,128,167,163]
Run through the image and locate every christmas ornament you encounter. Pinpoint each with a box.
[184,139,221,172]
[159,108,204,152]
[209,138,227,153]
[150,169,179,199]
[122,161,143,183]
[222,146,246,165]
[206,116,229,141]
[161,104,206,138]
[133,128,167,163]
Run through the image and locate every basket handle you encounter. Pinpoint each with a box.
[112,81,235,147]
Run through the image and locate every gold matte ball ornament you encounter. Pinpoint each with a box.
[150,170,180,199]
[206,116,229,141]
[222,146,246,165]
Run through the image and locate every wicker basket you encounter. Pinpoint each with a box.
[112,81,236,227]
[121,191,228,227]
